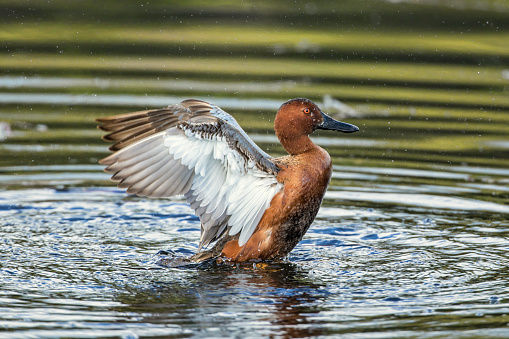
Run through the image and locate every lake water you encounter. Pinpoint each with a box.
[1,1,508,338]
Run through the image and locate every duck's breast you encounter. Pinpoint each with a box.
[271,147,332,252]
[221,147,332,261]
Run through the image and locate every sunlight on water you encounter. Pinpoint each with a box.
[326,191,509,213]
[0,92,285,110]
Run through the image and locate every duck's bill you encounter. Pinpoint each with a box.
[317,112,359,133]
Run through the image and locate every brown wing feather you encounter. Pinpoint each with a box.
[96,100,217,152]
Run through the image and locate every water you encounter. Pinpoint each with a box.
[1,187,508,338]
[1,1,509,337]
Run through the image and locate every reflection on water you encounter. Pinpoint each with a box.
[0,75,297,94]
[327,190,509,213]
[1,0,509,337]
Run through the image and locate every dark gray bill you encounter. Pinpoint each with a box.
[317,112,359,133]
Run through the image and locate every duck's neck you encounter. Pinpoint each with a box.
[279,135,316,155]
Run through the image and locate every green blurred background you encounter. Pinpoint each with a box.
[0,0,508,186]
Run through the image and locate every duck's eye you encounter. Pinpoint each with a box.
[303,108,311,114]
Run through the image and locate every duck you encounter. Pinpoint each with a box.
[97,98,359,262]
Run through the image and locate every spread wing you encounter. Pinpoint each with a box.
[97,99,282,249]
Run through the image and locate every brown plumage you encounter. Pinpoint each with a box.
[97,98,358,262]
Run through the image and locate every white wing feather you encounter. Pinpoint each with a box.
[164,127,282,247]
[104,121,282,249]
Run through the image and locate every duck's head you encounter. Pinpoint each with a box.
[274,98,359,154]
